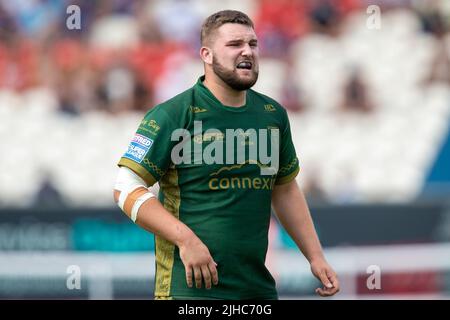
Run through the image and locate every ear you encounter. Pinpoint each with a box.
[200,46,213,65]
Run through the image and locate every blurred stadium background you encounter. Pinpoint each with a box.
[1,0,450,299]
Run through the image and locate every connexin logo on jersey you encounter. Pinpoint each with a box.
[123,134,153,163]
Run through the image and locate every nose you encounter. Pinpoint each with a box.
[241,43,253,57]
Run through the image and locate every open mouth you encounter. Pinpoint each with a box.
[236,61,253,70]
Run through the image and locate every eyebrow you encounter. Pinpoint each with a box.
[226,39,258,44]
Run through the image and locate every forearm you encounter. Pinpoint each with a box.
[114,189,195,248]
[272,181,325,263]
[135,197,196,248]
[114,187,218,289]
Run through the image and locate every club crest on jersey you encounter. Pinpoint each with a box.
[264,104,276,112]
[123,134,153,163]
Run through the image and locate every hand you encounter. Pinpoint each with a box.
[310,258,340,297]
[178,235,219,289]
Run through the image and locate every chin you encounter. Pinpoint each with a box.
[238,76,258,88]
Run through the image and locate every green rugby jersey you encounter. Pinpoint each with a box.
[118,76,299,299]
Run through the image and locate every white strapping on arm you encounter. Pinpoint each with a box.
[114,166,147,209]
[131,192,154,222]
[114,166,156,222]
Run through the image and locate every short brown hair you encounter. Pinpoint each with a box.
[200,10,254,45]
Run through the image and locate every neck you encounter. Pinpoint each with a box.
[203,75,246,107]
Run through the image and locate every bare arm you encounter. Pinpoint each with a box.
[113,190,218,289]
[271,180,339,296]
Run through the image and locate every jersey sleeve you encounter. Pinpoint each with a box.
[275,110,300,185]
[117,106,181,186]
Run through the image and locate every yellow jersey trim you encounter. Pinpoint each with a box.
[154,167,180,298]
[118,157,157,186]
[275,166,300,185]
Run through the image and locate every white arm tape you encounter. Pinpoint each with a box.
[115,166,148,192]
[115,167,147,210]
[131,193,155,222]
[114,167,155,220]
[118,190,128,211]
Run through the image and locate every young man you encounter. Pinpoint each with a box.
[113,10,339,299]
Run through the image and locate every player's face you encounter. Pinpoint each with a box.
[211,23,259,91]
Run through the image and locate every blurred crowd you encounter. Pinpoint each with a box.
[1,0,449,117]
[2,0,450,208]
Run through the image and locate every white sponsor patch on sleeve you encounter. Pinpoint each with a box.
[123,134,154,163]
